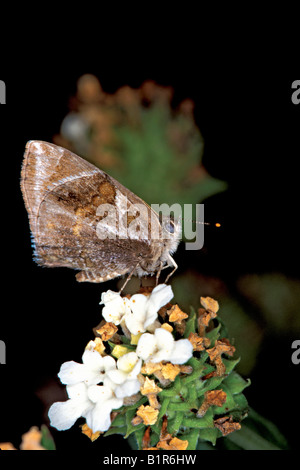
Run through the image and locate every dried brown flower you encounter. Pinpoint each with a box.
[214,416,241,436]
[131,415,143,426]
[19,427,45,450]
[197,389,227,417]
[142,426,151,449]
[179,365,193,375]
[140,377,162,396]
[81,423,102,442]
[86,337,106,355]
[0,426,46,451]
[143,416,189,450]
[197,307,218,336]
[0,442,16,450]
[158,302,174,321]
[188,332,211,351]
[207,339,236,376]
[168,304,188,323]
[140,377,162,409]
[141,362,163,375]
[200,297,219,313]
[136,405,159,426]
[161,363,181,381]
[96,322,118,341]
[168,437,189,450]
[77,74,103,103]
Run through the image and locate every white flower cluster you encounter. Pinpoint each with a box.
[49,285,193,434]
[100,284,173,335]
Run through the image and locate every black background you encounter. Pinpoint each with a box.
[0,47,299,454]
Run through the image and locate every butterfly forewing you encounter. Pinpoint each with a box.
[21,141,163,282]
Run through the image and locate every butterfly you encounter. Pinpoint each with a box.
[21,141,181,283]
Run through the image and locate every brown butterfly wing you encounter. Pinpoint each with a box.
[21,141,162,282]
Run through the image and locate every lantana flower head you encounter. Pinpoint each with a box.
[49,284,195,438]
[45,273,248,451]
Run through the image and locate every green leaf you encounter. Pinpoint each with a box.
[196,439,216,450]
[168,401,195,412]
[126,426,146,450]
[216,318,229,338]
[226,424,284,450]
[186,356,201,368]
[183,306,197,338]
[205,323,221,345]
[40,425,56,450]
[110,413,126,427]
[232,392,249,411]
[187,383,198,405]
[167,412,184,434]
[198,427,220,446]
[223,371,251,394]
[184,429,200,450]
[199,376,225,396]
[125,408,143,438]
[157,397,171,419]
[118,335,131,345]
[104,426,127,437]
[182,364,205,385]
[159,375,182,397]
[200,364,215,377]
[108,340,136,352]
[150,422,162,436]
[182,407,214,429]
[223,357,240,374]
[241,408,289,449]
[125,421,145,439]
[150,430,160,447]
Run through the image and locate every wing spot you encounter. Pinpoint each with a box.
[98,181,116,204]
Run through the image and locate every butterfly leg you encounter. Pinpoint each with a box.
[118,260,140,294]
[155,261,164,286]
[155,262,170,284]
[164,255,178,284]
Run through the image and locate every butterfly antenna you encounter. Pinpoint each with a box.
[179,217,221,228]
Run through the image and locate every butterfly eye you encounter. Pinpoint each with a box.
[165,220,175,234]
[159,214,176,234]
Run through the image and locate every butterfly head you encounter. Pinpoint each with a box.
[160,214,182,255]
